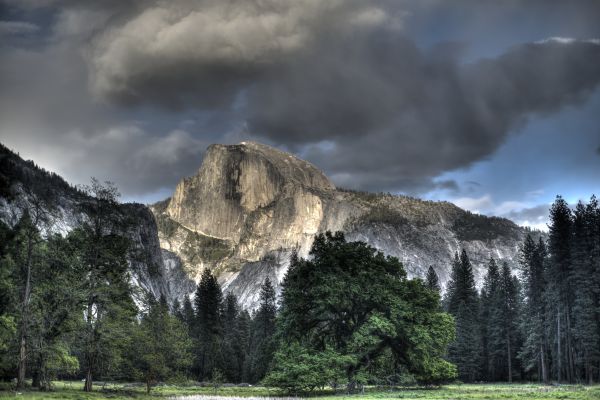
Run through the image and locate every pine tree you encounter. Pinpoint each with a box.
[193,268,223,381]
[222,292,242,382]
[426,266,441,293]
[497,262,520,382]
[571,197,600,384]
[446,250,481,382]
[246,277,277,383]
[518,235,549,382]
[131,294,192,393]
[547,196,575,382]
[182,297,195,334]
[480,258,501,381]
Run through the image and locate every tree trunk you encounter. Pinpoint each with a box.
[507,332,512,383]
[84,368,93,392]
[16,235,33,389]
[566,312,575,383]
[147,379,151,394]
[557,308,561,383]
[540,342,548,384]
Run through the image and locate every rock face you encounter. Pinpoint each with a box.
[151,141,542,309]
[0,143,195,307]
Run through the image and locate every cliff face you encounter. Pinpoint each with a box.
[0,143,194,307]
[152,141,540,309]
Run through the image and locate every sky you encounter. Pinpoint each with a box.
[1,0,599,231]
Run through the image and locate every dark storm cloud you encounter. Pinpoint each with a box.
[256,38,600,191]
[79,0,600,191]
[2,0,600,199]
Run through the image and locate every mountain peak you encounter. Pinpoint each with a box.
[166,141,334,243]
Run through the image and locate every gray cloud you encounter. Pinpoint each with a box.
[501,203,551,231]
[81,0,600,192]
[87,0,400,109]
[0,20,39,35]
[1,0,600,200]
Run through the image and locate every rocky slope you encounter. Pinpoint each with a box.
[151,141,542,309]
[0,143,195,306]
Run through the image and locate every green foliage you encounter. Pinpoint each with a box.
[452,212,518,242]
[130,295,192,394]
[181,231,232,264]
[355,205,409,227]
[193,269,224,380]
[445,251,481,382]
[263,342,352,393]
[245,278,277,383]
[275,232,456,390]
[426,266,441,294]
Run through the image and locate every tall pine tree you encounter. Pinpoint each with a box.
[245,277,277,383]
[518,235,550,383]
[193,268,223,381]
[446,250,481,382]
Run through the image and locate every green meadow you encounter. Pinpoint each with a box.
[1,383,599,400]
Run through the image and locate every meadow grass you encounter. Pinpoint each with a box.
[0,382,599,399]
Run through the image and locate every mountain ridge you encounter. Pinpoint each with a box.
[151,141,541,309]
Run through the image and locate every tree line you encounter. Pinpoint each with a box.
[0,180,279,393]
[1,182,598,392]
[443,195,600,384]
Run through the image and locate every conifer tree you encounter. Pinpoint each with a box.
[222,292,243,382]
[246,277,277,383]
[496,262,520,382]
[571,197,600,384]
[518,235,549,382]
[480,258,501,381]
[426,266,441,293]
[181,297,195,333]
[131,294,192,393]
[546,196,574,382]
[193,268,223,380]
[445,250,481,382]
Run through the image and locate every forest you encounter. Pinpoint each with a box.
[0,181,599,395]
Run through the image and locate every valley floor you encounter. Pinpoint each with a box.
[1,382,599,400]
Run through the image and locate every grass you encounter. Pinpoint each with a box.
[1,382,599,400]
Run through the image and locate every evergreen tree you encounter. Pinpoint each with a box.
[172,298,183,321]
[426,266,441,293]
[518,235,550,382]
[446,250,481,382]
[182,297,195,334]
[131,294,192,393]
[546,196,575,382]
[193,268,223,381]
[222,292,242,382]
[571,197,600,384]
[246,278,277,383]
[480,258,501,381]
[494,262,520,382]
